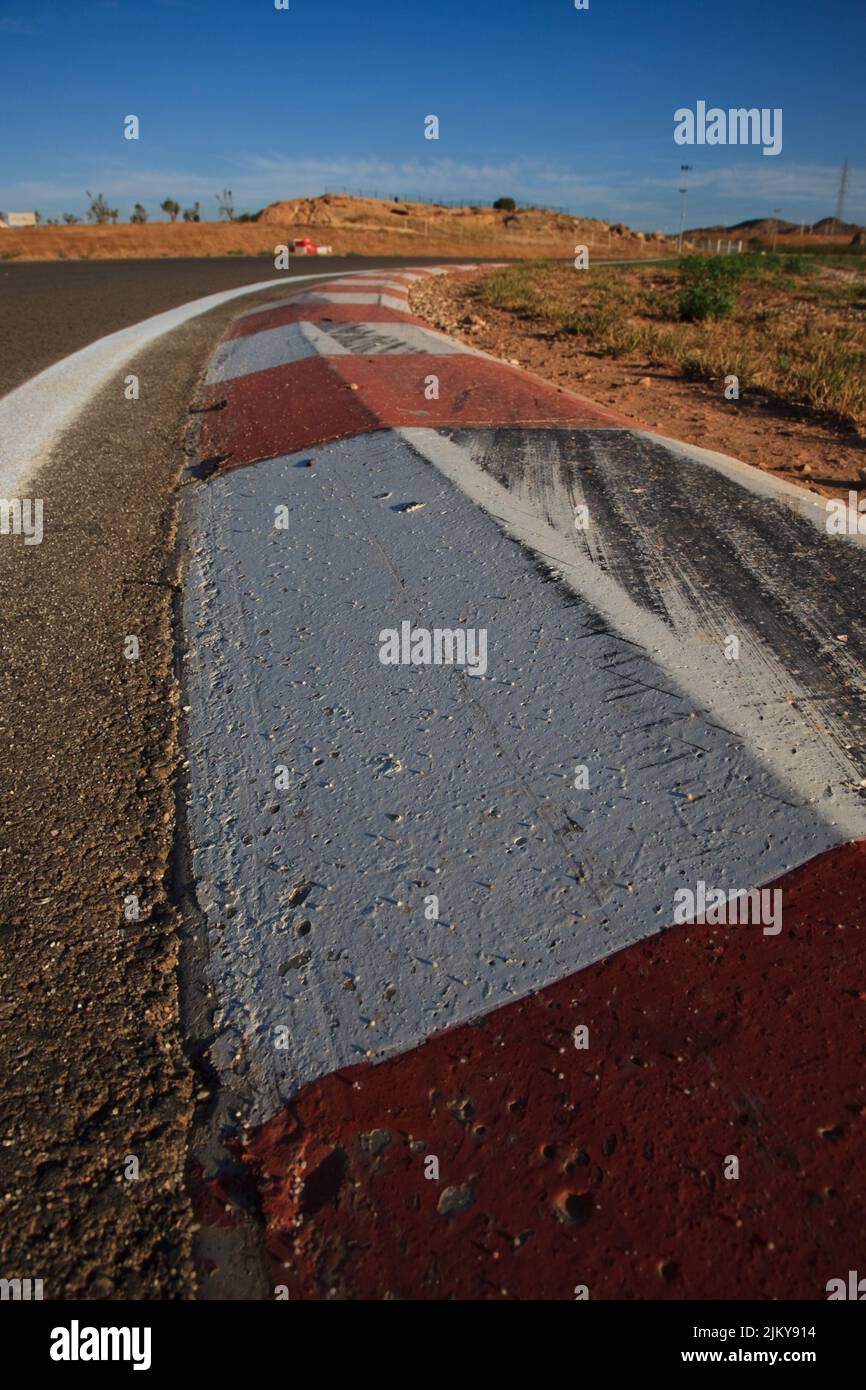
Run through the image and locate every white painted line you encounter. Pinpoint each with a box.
[341,269,424,280]
[236,292,332,319]
[296,291,409,311]
[206,319,478,383]
[206,321,341,379]
[309,279,416,293]
[0,271,365,496]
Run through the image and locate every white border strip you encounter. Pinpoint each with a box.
[0,271,349,496]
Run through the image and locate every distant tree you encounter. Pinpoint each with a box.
[493,197,516,212]
[85,191,113,225]
[63,212,80,225]
[216,188,235,221]
[109,207,119,224]
[130,203,149,224]
[160,198,181,223]
[182,201,201,222]
[34,210,42,224]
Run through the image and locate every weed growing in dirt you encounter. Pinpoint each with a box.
[475,255,866,429]
[678,257,740,321]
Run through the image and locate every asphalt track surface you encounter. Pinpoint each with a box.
[0,254,660,399]
[0,256,480,398]
[0,294,259,1298]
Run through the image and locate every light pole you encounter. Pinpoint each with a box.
[677,165,693,254]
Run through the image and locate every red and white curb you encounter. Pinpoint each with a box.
[180,266,866,1298]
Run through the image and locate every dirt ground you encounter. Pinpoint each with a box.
[409,271,866,503]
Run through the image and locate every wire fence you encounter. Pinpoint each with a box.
[322,187,576,215]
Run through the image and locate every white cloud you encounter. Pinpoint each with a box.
[1,153,862,229]
[642,161,866,213]
[0,154,635,221]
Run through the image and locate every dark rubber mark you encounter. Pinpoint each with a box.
[449,425,866,780]
[185,454,230,482]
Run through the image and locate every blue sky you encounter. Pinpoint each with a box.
[1,0,864,229]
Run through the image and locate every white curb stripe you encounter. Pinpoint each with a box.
[295,291,409,310]
[205,319,478,383]
[182,429,852,1122]
[310,278,416,292]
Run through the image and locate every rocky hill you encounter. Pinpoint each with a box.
[0,193,673,262]
[256,193,671,258]
[686,214,864,243]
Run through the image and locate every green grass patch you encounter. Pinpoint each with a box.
[470,253,866,429]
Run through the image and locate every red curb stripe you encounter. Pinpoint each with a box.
[228,300,422,339]
[201,356,375,461]
[241,839,866,1300]
[200,355,632,466]
[305,281,410,294]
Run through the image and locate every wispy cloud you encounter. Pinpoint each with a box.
[1,153,861,229]
[642,161,865,212]
[0,154,635,221]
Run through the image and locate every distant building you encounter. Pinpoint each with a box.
[0,211,37,228]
